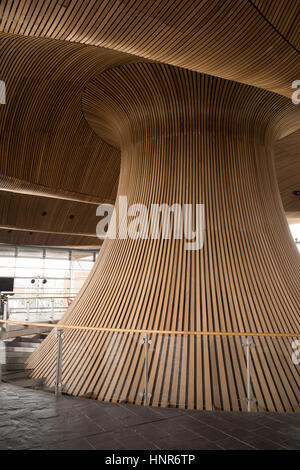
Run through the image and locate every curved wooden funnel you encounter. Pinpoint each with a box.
[28,64,300,411]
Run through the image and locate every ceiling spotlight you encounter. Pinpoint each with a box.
[31,279,35,284]
[42,279,47,284]
[292,190,300,196]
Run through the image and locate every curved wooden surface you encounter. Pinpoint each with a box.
[0,2,299,411]
[250,0,300,50]
[274,130,300,221]
[0,32,135,246]
[27,64,300,411]
[0,0,299,97]
[0,2,300,247]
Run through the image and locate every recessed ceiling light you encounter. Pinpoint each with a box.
[292,190,300,196]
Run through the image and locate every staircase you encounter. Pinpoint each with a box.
[1,333,47,388]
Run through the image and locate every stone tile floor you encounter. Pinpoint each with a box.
[0,384,299,450]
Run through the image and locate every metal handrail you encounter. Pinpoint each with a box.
[0,291,79,296]
[0,318,298,409]
[1,290,79,292]
[1,295,76,300]
[1,296,75,323]
[0,319,298,338]
[9,307,68,312]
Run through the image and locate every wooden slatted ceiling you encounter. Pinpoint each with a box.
[28,63,300,411]
[251,0,300,49]
[274,130,300,216]
[0,32,125,199]
[0,2,298,410]
[0,174,111,205]
[0,227,100,246]
[0,1,299,97]
[0,3,299,246]
[0,190,101,236]
[0,32,137,245]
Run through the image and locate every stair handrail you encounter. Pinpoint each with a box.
[0,319,299,338]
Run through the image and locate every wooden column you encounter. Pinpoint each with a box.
[28,64,300,411]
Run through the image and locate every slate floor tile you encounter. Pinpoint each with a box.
[216,437,256,450]
[242,437,287,450]
[51,438,96,450]
[86,433,127,450]
[134,422,171,441]
[0,383,299,450]
[280,439,300,450]
[249,426,288,444]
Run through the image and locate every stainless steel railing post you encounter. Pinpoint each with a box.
[3,300,8,321]
[3,300,8,332]
[140,333,152,406]
[54,328,64,396]
[50,298,54,322]
[25,300,30,322]
[242,335,256,412]
[0,339,5,383]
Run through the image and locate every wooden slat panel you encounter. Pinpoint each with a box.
[28,63,300,411]
[0,1,299,97]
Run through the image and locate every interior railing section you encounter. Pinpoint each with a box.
[0,293,77,323]
[0,319,299,412]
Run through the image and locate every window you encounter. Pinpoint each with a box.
[0,245,99,295]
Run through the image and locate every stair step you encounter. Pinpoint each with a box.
[2,326,51,339]
[6,347,36,354]
[6,339,42,347]
[1,330,49,390]
[6,355,32,364]
[6,350,32,357]
[2,363,27,371]
[2,370,32,380]
[5,378,40,388]
[8,334,43,341]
